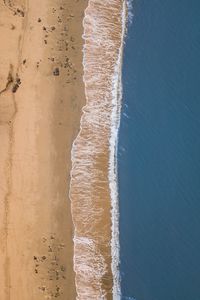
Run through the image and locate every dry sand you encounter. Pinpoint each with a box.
[0,0,87,299]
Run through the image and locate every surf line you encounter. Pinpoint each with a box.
[69,1,128,299]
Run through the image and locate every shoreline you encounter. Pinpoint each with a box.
[69,1,127,298]
[110,2,127,298]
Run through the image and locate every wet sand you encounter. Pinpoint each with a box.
[0,0,87,299]
[70,1,126,299]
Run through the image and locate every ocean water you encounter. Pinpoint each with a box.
[119,1,200,300]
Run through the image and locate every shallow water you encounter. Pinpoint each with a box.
[69,1,126,299]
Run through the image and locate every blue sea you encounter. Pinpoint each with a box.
[118,1,200,299]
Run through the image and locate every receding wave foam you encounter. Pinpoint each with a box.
[127,0,134,24]
[69,1,127,299]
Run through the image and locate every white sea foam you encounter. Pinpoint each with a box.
[109,2,127,299]
[127,0,134,24]
[69,1,128,299]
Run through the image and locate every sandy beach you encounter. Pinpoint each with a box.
[0,0,87,299]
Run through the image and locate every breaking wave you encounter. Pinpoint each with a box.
[69,0,127,299]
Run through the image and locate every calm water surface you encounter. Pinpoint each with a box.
[118,1,200,299]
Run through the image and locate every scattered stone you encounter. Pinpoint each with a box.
[57,16,62,23]
[38,18,41,22]
[16,77,21,85]
[48,246,53,252]
[53,68,60,76]
[12,77,21,93]
[39,286,46,292]
[16,8,25,17]
[60,265,65,272]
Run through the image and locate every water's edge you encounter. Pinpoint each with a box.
[110,1,127,298]
[69,1,128,298]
